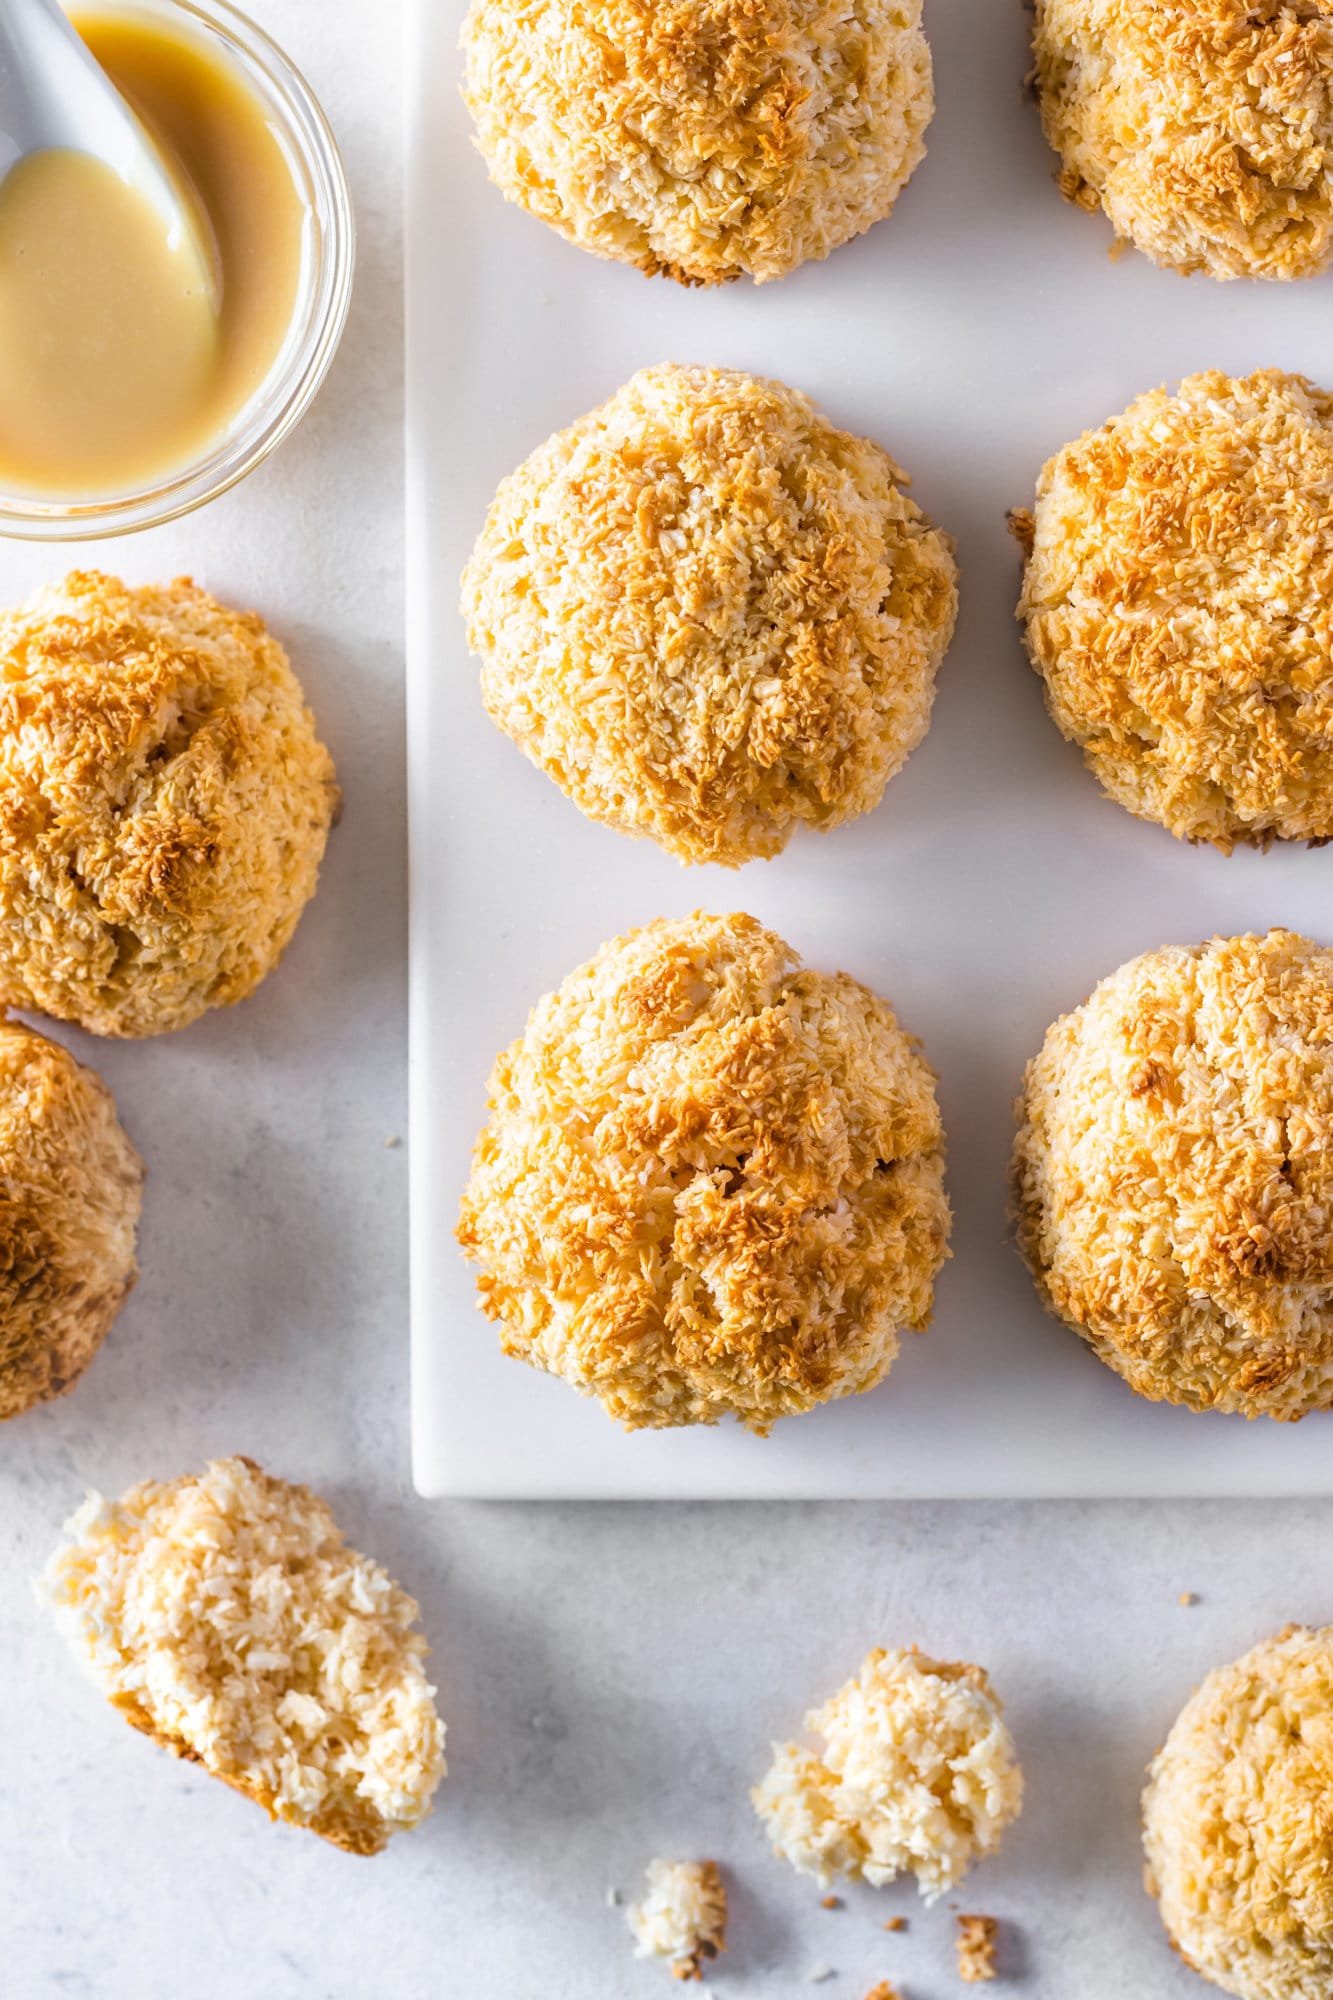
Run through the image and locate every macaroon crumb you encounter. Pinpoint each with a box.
[753,1647,1023,1900]
[1179,1592,1198,1608]
[957,1915,999,1983]
[627,1860,727,1981]
[865,1984,903,2000]
[884,1917,908,1932]
[821,1894,843,1910]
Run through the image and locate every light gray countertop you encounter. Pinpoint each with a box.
[1,6,1327,1996]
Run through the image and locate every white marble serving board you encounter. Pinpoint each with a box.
[406,0,1333,1497]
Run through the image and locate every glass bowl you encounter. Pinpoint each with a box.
[0,0,355,540]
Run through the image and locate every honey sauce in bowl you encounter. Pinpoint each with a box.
[0,0,352,534]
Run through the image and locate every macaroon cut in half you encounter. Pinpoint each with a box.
[462,365,959,868]
[753,1647,1024,1901]
[0,571,338,1036]
[460,0,935,286]
[1031,0,1333,281]
[1014,371,1333,850]
[0,1018,142,1420]
[42,1456,446,1855]
[1144,1624,1333,2000]
[456,912,950,1433]
[1013,930,1333,1420]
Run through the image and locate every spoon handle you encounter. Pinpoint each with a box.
[0,0,162,188]
[0,0,88,166]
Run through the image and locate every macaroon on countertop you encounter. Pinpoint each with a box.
[1,4,1332,1999]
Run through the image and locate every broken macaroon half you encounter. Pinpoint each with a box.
[42,1456,445,1854]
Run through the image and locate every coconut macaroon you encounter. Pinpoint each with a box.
[1031,0,1333,281]
[1144,1624,1333,1999]
[463,365,958,868]
[456,913,950,1432]
[43,1457,446,1854]
[0,1019,142,1419]
[1014,929,1333,1419]
[753,1648,1024,1901]
[627,1859,729,1982]
[1015,371,1333,850]
[0,571,338,1036]
[461,0,934,286]
[956,1915,1000,1984]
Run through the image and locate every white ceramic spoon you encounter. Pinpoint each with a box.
[0,0,218,302]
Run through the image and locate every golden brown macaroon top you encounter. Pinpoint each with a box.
[1014,930,1333,1420]
[1016,370,1333,849]
[1033,0,1333,280]
[0,1018,142,1419]
[461,0,934,285]
[1144,1624,1333,2000]
[463,365,958,867]
[44,1456,446,1855]
[0,571,337,1036]
[457,912,950,1431]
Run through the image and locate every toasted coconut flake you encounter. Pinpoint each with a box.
[956,1914,999,1983]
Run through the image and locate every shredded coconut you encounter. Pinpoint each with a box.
[0,1019,142,1419]
[0,571,336,1036]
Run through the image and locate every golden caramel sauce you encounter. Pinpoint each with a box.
[0,10,307,497]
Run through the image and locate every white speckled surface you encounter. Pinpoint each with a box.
[2,5,1331,1996]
